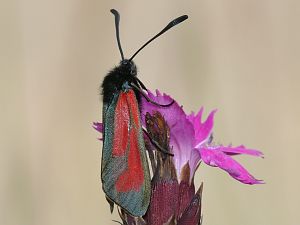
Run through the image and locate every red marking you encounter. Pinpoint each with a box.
[127,90,140,126]
[115,91,144,192]
[112,92,129,156]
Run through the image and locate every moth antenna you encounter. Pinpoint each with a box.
[110,9,125,60]
[129,15,188,61]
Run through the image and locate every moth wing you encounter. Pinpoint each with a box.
[101,89,151,216]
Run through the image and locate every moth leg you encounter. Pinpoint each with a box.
[106,196,115,213]
[112,220,125,225]
[143,128,174,156]
[134,77,147,91]
[130,83,174,107]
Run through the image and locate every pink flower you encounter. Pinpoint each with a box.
[94,89,263,224]
[140,90,263,185]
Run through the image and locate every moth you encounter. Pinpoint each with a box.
[101,9,188,217]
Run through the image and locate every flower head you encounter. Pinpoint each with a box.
[94,89,263,224]
[141,90,263,185]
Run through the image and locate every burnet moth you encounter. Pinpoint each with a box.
[101,9,188,217]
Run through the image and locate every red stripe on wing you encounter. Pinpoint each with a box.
[115,90,144,192]
[112,92,130,156]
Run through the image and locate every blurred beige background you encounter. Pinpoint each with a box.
[1,0,299,225]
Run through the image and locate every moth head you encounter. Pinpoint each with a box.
[120,59,137,76]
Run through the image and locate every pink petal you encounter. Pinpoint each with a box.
[170,121,195,178]
[188,108,217,147]
[209,145,264,157]
[141,90,186,130]
[199,147,263,185]
[187,107,204,128]
[141,90,196,177]
[189,149,201,178]
[93,122,103,141]
[93,122,103,133]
